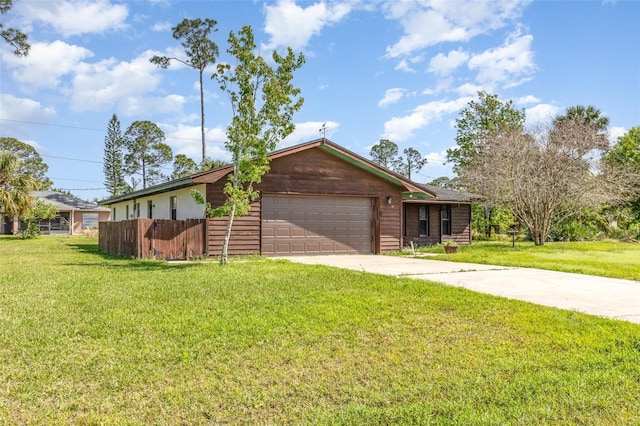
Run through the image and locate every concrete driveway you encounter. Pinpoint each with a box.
[279,255,640,325]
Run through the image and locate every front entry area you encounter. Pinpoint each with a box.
[261,194,375,255]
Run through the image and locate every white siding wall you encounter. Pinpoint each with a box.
[107,184,206,221]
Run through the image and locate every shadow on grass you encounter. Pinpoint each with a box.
[63,242,212,271]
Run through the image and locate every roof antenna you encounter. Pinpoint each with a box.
[319,122,327,141]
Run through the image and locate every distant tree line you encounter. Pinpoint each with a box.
[441,91,639,245]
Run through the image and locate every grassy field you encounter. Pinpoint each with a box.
[1,236,639,424]
[411,240,640,281]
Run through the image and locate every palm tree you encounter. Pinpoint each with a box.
[555,105,609,131]
[554,105,610,150]
[0,150,36,218]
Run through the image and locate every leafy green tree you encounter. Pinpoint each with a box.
[19,199,57,239]
[151,18,219,162]
[0,150,36,220]
[123,121,173,189]
[460,118,634,245]
[1,0,29,56]
[172,155,225,179]
[603,126,640,221]
[0,137,51,189]
[370,140,426,179]
[427,176,455,188]
[103,114,129,196]
[470,204,515,240]
[447,91,525,175]
[200,157,225,171]
[171,154,199,179]
[208,25,304,264]
[448,92,525,237]
[398,147,427,180]
[370,139,400,170]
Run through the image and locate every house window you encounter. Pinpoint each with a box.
[82,213,99,229]
[170,196,177,220]
[147,200,153,219]
[112,207,116,221]
[441,206,452,236]
[126,205,129,219]
[134,202,140,218]
[419,205,429,236]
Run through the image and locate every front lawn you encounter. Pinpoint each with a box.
[1,236,639,424]
[411,240,640,281]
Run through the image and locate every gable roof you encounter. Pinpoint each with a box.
[34,191,110,211]
[100,139,469,205]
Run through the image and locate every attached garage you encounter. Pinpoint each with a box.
[101,139,472,259]
[261,194,375,255]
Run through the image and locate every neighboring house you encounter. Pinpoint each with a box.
[1,191,111,235]
[100,139,473,256]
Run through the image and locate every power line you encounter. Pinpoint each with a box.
[56,188,106,191]
[1,118,209,142]
[1,118,104,132]
[42,154,174,172]
[50,177,104,183]
[42,154,103,164]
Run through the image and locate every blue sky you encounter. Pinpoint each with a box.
[1,0,638,201]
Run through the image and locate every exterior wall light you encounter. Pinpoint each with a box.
[386,196,392,204]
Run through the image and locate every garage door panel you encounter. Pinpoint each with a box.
[262,195,374,255]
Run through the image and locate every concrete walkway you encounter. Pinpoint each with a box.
[279,255,640,325]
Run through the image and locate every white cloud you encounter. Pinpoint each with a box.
[428,49,470,76]
[395,59,416,73]
[378,88,406,107]
[608,126,626,143]
[16,0,128,37]
[525,103,560,125]
[2,40,93,89]
[69,50,164,112]
[455,82,486,96]
[262,0,352,51]
[425,149,448,166]
[516,95,540,105]
[152,21,172,32]
[384,0,531,58]
[468,31,535,86]
[383,97,473,141]
[162,124,229,161]
[0,94,56,138]
[280,121,341,147]
[119,94,186,117]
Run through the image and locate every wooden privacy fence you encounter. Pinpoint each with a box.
[99,218,207,260]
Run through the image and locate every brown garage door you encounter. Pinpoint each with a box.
[262,195,375,255]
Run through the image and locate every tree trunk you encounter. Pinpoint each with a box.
[484,206,493,237]
[199,69,206,163]
[220,200,236,265]
[532,229,545,246]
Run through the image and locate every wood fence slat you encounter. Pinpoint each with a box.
[99,218,206,260]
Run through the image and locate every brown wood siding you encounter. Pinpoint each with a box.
[403,203,471,246]
[404,204,440,246]
[449,204,471,244]
[379,201,401,252]
[206,147,405,255]
[263,148,403,254]
[206,179,261,256]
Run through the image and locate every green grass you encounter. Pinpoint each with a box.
[411,240,640,281]
[1,236,640,424]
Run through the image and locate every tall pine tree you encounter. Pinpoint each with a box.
[103,114,128,196]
